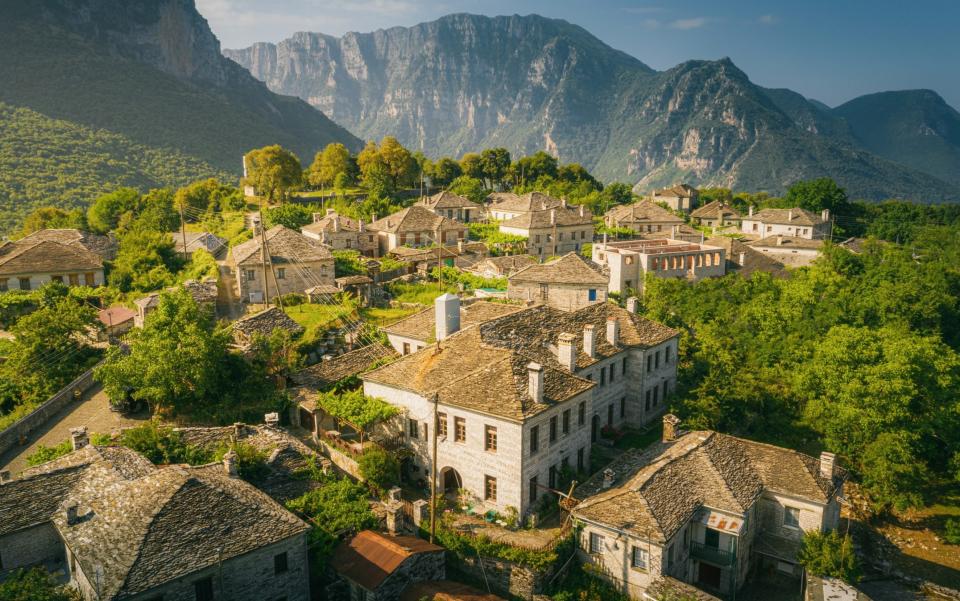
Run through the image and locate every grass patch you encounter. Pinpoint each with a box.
[385,281,458,305]
[286,302,356,338]
[359,306,419,327]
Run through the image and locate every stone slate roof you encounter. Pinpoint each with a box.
[0,239,103,276]
[573,431,846,543]
[500,205,592,229]
[232,306,304,341]
[336,275,374,286]
[332,530,444,591]
[366,303,677,421]
[4,445,308,600]
[691,200,742,221]
[705,237,788,279]
[384,300,522,342]
[653,183,698,198]
[170,231,227,255]
[647,577,721,601]
[19,228,117,259]
[291,343,398,389]
[181,278,219,303]
[486,191,563,214]
[232,225,334,266]
[748,236,825,250]
[419,191,481,211]
[301,211,363,235]
[508,252,607,286]
[470,255,538,276]
[746,207,825,226]
[368,205,467,234]
[604,200,684,226]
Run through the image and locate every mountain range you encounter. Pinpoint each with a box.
[225,13,960,202]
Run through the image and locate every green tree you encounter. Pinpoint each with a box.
[358,446,401,495]
[95,289,230,416]
[307,142,354,189]
[108,227,183,292]
[512,151,558,184]
[0,568,78,601]
[379,136,417,188]
[480,147,511,188]
[174,178,244,215]
[785,178,849,214]
[430,157,463,187]
[244,145,303,201]
[86,187,141,233]
[449,176,486,204]
[136,187,179,232]
[265,204,313,230]
[459,152,485,180]
[17,206,87,237]
[557,163,601,189]
[798,530,860,583]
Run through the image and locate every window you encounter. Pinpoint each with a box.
[609,364,615,383]
[408,418,419,439]
[485,425,498,451]
[631,546,648,570]
[577,447,585,471]
[784,506,801,528]
[276,268,286,280]
[535,234,541,243]
[662,381,668,399]
[655,351,660,369]
[245,269,256,281]
[402,342,411,355]
[422,422,429,439]
[578,402,586,426]
[274,551,289,574]
[558,233,564,241]
[454,417,466,443]
[485,475,497,501]
[588,288,597,301]
[539,283,549,300]
[653,386,659,406]
[600,368,605,386]
[666,346,672,363]
[645,390,651,411]
[194,577,214,601]
[646,355,652,373]
[18,277,30,291]
[562,409,570,435]
[84,272,95,286]
[549,416,558,442]
[667,544,675,569]
[529,476,539,504]
[437,413,448,438]
[622,357,627,373]
[530,425,539,453]
[620,397,626,418]
[704,527,720,549]
[51,275,64,284]
[589,532,605,554]
[0,278,7,292]
[549,465,557,488]
[607,404,613,426]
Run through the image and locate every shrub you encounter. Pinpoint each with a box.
[358,446,400,495]
[798,530,860,583]
[26,440,73,466]
[214,442,270,481]
[117,421,214,465]
[0,567,80,601]
[944,518,960,545]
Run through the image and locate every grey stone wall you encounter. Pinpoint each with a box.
[0,523,64,573]
[451,554,551,600]
[372,550,445,601]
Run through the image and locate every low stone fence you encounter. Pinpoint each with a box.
[0,360,104,458]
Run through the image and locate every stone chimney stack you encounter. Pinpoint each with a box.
[738,252,746,267]
[65,502,79,525]
[662,414,681,442]
[527,362,544,403]
[557,333,577,371]
[233,422,245,439]
[70,426,89,451]
[326,208,335,216]
[748,205,754,217]
[223,449,239,477]
[579,205,585,217]
[821,209,830,222]
[601,468,615,489]
[788,209,794,221]
[359,219,366,233]
[820,452,836,479]
[434,293,461,341]
[625,297,639,314]
[264,412,280,428]
[776,235,784,246]
[550,209,556,225]
[583,325,597,359]
[457,239,465,253]
[606,318,620,347]
[333,216,341,232]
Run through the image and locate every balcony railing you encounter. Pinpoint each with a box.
[690,541,735,567]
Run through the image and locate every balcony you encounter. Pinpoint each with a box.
[690,541,735,567]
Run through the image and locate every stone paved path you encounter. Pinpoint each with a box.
[0,384,149,477]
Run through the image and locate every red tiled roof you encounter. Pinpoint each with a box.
[331,531,443,591]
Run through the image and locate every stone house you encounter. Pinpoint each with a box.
[231,225,335,303]
[650,184,699,213]
[170,231,228,258]
[740,207,831,240]
[301,209,378,256]
[368,206,468,256]
[363,295,679,518]
[498,204,594,259]
[0,443,312,601]
[704,237,788,279]
[418,191,483,223]
[507,253,609,311]
[603,200,685,237]
[331,530,445,601]
[485,191,563,222]
[747,236,826,268]
[383,297,522,355]
[97,306,136,339]
[133,278,218,327]
[572,415,845,600]
[690,201,742,229]
[18,228,117,260]
[468,255,538,278]
[591,239,726,293]
[231,306,304,349]
[0,238,105,292]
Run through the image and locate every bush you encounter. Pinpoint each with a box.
[25,441,73,466]
[798,530,860,583]
[116,421,214,465]
[0,567,80,601]
[215,442,270,481]
[358,446,400,495]
[944,518,960,545]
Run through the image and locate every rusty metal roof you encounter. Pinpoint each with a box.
[331,530,443,591]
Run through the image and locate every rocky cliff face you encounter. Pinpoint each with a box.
[226,13,959,200]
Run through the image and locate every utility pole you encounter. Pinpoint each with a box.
[257,197,283,310]
[429,392,439,543]
[178,201,188,262]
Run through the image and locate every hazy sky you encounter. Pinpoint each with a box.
[197,0,960,109]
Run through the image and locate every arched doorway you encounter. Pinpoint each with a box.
[591,415,600,443]
[440,466,463,493]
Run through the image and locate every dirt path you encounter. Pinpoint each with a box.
[0,384,150,477]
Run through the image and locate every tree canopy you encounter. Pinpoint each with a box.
[244,145,303,201]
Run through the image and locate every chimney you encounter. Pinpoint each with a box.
[821,209,830,222]
[579,205,585,217]
[583,325,597,359]
[561,197,567,207]
[359,219,366,233]
[820,452,836,480]
[457,239,465,253]
[233,422,245,439]
[223,449,239,477]
[788,209,794,221]
[434,293,461,341]
[333,216,341,232]
[557,333,577,371]
[264,412,280,428]
[606,318,620,347]
[527,362,544,403]
[312,212,323,223]
[371,213,377,222]
[70,426,89,451]
[776,235,784,246]
[65,502,79,525]
[388,486,402,502]
[738,252,746,267]
[662,414,681,442]
[748,205,754,217]
[326,208,335,216]
[0,470,10,484]
[602,468,616,489]
[550,209,556,225]
[625,297,639,314]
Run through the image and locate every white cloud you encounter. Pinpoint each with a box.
[640,18,662,30]
[669,16,709,30]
